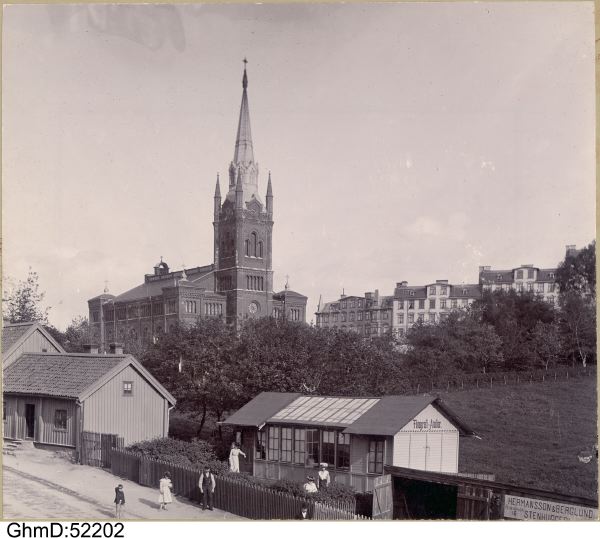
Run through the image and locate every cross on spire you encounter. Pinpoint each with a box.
[285,275,290,291]
[103,280,109,294]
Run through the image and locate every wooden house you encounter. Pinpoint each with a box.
[3,352,176,453]
[223,392,473,493]
[2,321,65,368]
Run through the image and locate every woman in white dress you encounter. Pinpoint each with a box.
[229,442,246,473]
[158,472,173,510]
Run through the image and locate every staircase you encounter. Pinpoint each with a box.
[2,439,32,456]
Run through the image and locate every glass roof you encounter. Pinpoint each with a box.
[270,396,380,425]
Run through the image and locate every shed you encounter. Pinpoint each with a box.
[223,392,473,493]
[3,352,176,453]
[2,321,65,368]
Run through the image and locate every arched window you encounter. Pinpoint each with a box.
[258,241,263,258]
[245,239,250,256]
[251,232,258,257]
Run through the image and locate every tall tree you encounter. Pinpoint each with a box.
[2,268,50,324]
[558,291,596,367]
[556,241,595,297]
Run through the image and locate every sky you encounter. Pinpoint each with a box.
[2,2,595,330]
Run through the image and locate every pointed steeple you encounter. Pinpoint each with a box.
[266,171,273,214]
[233,59,254,164]
[214,173,221,197]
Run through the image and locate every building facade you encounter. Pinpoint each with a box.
[2,321,65,369]
[88,65,306,350]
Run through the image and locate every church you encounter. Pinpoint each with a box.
[88,65,307,351]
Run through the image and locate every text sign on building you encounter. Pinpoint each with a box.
[504,494,598,521]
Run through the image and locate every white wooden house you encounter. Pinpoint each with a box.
[2,321,65,368]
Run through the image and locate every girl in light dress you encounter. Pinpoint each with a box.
[158,472,173,510]
[228,442,246,473]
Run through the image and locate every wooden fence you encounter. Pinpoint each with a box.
[80,432,124,467]
[408,365,596,395]
[110,448,367,520]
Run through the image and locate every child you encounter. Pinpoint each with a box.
[114,484,125,519]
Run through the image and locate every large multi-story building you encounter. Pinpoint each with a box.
[88,65,307,351]
[315,246,575,336]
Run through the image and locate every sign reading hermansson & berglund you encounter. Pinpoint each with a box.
[504,494,598,521]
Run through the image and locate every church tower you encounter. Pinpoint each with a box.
[214,62,274,325]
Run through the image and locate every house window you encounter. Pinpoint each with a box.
[256,429,267,460]
[408,313,414,323]
[321,430,336,466]
[368,439,384,474]
[337,433,350,469]
[152,302,164,316]
[429,299,436,309]
[516,270,523,279]
[528,268,534,279]
[440,300,447,309]
[357,311,363,321]
[117,308,126,320]
[382,310,389,320]
[91,310,99,323]
[280,427,293,463]
[398,313,404,324]
[429,313,436,323]
[429,287,436,295]
[306,429,319,466]
[451,299,458,309]
[267,426,280,460]
[397,328,404,336]
[372,311,378,321]
[537,283,544,292]
[408,300,414,310]
[341,313,347,322]
[440,286,448,295]
[527,283,533,292]
[350,312,355,322]
[409,291,415,297]
[517,283,524,292]
[140,304,151,317]
[417,313,424,322]
[293,429,306,464]
[123,381,133,396]
[418,300,425,310]
[54,409,67,430]
[548,283,555,292]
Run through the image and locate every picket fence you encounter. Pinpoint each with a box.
[110,448,368,520]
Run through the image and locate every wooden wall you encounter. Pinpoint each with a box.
[3,395,77,447]
[82,364,168,444]
[4,329,62,368]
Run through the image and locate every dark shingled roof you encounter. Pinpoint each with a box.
[343,395,473,436]
[223,392,301,427]
[2,322,34,353]
[4,353,127,398]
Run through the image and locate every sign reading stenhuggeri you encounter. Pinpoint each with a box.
[504,494,598,521]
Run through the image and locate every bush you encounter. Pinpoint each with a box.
[126,437,229,474]
[270,477,356,504]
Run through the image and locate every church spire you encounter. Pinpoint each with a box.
[233,58,254,164]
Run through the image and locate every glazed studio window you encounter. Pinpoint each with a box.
[368,439,384,474]
[123,381,133,396]
[293,429,306,464]
[337,433,350,469]
[321,430,336,466]
[267,426,280,460]
[255,429,267,460]
[280,427,293,463]
[54,409,67,430]
[305,429,319,466]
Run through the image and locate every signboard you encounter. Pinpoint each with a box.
[504,494,598,521]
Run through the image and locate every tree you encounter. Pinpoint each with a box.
[2,268,50,324]
[556,241,595,297]
[528,321,563,370]
[62,316,90,353]
[404,312,503,377]
[558,291,596,367]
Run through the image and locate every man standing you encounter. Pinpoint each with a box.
[199,466,216,511]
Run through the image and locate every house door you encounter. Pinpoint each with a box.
[25,404,35,439]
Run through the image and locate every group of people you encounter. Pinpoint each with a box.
[303,462,331,493]
[112,443,325,519]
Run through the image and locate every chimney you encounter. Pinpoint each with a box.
[109,343,124,355]
[436,279,449,284]
[83,343,99,354]
[374,289,380,304]
[396,281,408,288]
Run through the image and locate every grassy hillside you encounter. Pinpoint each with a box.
[439,375,597,499]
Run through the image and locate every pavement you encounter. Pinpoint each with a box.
[3,445,245,521]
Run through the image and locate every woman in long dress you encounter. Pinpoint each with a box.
[228,442,246,473]
[158,472,173,510]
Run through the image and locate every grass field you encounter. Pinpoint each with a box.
[440,374,598,499]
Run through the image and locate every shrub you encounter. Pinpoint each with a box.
[270,477,356,504]
[126,437,229,474]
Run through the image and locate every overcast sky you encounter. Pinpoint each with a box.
[3,3,595,329]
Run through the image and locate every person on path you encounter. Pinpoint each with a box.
[158,472,173,511]
[303,476,318,494]
[199,466,216,511]
[317,463,330,489]
[228,442,246,473]
[114,484,125,519]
